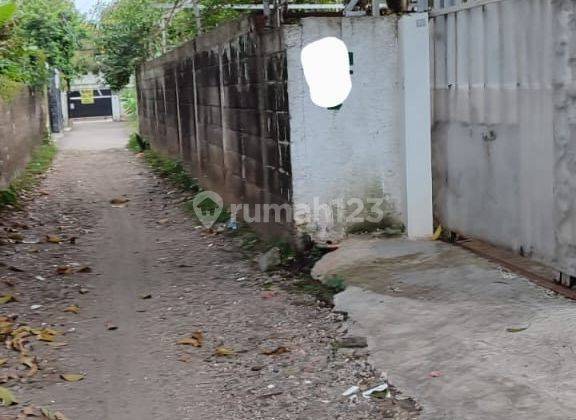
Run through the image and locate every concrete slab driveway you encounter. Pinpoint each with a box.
[314,237,576,420]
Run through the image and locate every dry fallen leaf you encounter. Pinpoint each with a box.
[41,408,70,420]
[0,370,20,384]
[36,328,60,343]
[214,346,234,357]
[56,266,74,275]
[261,346,290,356]
[506,326,528,333]
[0,358,7,367]
[0,295,15,305]
[20,355,38,377]
[20,405,42,417]
[60,373,84,382]
[110,197,130,207]
[47,342,67,349]
[157,218,170,225]
[77,266,92,273]
[0,321,12,335]
[63,304,80,314]
[177,331,203,348]
[46,235,63,244]
[105,322,118,331]
[178,354,192,363]
[37,333,55,342]
[0,386,17,406]
[7,233,23,242]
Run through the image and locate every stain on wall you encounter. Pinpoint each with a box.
[0,87,47,189]
[432,0,576,277]
[553,0,576,277]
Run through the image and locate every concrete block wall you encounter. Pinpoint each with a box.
[0,87,47,189]
[137,17,292,235]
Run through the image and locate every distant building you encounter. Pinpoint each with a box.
[65,73,123,123]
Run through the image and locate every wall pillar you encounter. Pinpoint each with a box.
[112,93,121,121]
[399,13,433,239]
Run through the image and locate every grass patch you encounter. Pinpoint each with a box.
[142,148,200,193]
[182,199,230,224]
[290,274,347,306]
[0,136,57,209]
[346,216,405,236]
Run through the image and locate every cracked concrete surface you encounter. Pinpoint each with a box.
[314,237,576,419]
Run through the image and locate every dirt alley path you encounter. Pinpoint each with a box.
[0,120,418,419]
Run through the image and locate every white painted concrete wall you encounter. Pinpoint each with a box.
[285,16,432,241]
[285,17,404,241]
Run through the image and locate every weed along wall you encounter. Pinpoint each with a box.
[0,88,47,189]
[137,14,433,242]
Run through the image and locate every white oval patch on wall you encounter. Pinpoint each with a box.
[300,37,352,109]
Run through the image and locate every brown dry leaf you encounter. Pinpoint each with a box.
[110,197,130,208]
[0,370,20,384]
[0,295,16,304]
[7,335,29,353]
[37,330,57,342]
[19,356,38,377]
[261,346,290,356]
[0,321,13,334]
[40,328,60,336]
[20,405,42,417]
[8,233,23,242]
[60,373,84,382]
[214,346,234,357]
[0,358,7,367]
[46,235,62,244]
[0,386,17,406]
[41,408,70,420]
[63,304,80,314]
[56,266,74,275]
[46,342,67,349]
[177,331,203,348]
[37,333,55,342]
[157,218,170,225]
[178,354,192,363]
[105,322,118,331]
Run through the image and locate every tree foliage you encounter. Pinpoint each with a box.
[96,0,163,91]
[0,0,86,95]
[96,0,242,91]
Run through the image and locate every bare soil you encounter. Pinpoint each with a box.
[0,122,418,419]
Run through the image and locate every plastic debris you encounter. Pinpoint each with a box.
[342,386,360,397]
[362,382,389,399]
[226,219,239,231]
